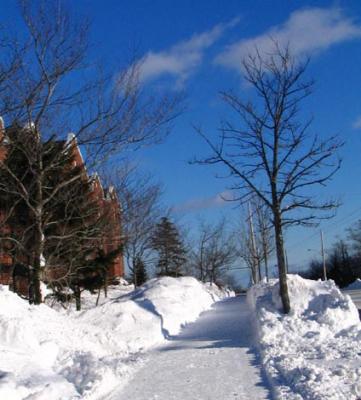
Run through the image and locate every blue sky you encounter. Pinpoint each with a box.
[2,1,361,282]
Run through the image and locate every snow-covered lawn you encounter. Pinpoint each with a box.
[248,275,361,400]
[0,277,232,400]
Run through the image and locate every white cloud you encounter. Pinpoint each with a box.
[352,116,361,129]
[216,7,361,72]
[139,18,239,87]
[173,191,234,213]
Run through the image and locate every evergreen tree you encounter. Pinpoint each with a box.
[151,217,186,277]
[0,126,121,308]
[131,257,148,286]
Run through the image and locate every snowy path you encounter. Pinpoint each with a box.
[109,296,271,400]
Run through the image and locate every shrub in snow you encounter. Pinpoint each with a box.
[0,277,232,399]
[248,275,361,400]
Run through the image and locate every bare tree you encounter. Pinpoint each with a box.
[190,219,238,285]
[195,44,342,313]
[189,220,215,282]
[112,164,164,286]
[253,198,274,282]
[239,226,260,285]
[0,1,179,304]
[238,199,274,284]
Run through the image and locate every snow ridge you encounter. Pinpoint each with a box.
[248,275,361,400]
[0,277,233,400]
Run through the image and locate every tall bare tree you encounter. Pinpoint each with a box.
[112,164,164,286]
[238,226,260,285]
[190,219,238,284]
[238,199,274,284]
[0,1,179,304]
[195,44,342,313]
[253,198,274,282]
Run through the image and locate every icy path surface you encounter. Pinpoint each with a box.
[109,296,271,400]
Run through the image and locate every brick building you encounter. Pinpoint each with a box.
[0,121,124,296]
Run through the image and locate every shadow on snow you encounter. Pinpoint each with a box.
[157,296,273,399]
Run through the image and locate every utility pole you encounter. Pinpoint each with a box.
[320,230,327,280]
[248,202,261,282]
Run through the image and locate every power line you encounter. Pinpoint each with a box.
[287,204,361,252]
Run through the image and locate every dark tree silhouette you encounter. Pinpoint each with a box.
[151,217,187,277]
[302,240,357,289]
[131,257,148,287]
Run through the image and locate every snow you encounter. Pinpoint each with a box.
[248,275,361,399]
[0,277,232,400]
[342,283,361,309]
[109,296,270,400]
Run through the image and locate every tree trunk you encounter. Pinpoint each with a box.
[32,263,42,304]
[200,243,205,281]
[11,268,17,294]
[257,258,262,282]
[74,285,81,311]
[264,250,269,283]
[104,273,108,298]
[133,260,138,287]
[32,218,43,305]
[95,287,101,306]
[32,146,44,305]
[273,211,290,314]
[251,260,258,284]
[31,207,44,305]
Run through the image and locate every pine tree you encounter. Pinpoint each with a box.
[151,217,186,277]
[131,257,148,286]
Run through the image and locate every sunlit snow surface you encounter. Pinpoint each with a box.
[0,277,232,399]
[248,275,361,400]
[109,296,270,400]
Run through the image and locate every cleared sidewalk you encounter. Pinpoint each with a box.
[110,296,271,400]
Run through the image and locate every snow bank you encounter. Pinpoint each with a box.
[248,275,361,400]
[0,277,232,399]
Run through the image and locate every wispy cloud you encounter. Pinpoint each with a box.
[139,18,239,87]
[216,7,361,72]
[352,116,361,129]
[173,191,234,213]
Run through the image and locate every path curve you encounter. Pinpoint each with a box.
[110,296,271,400]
